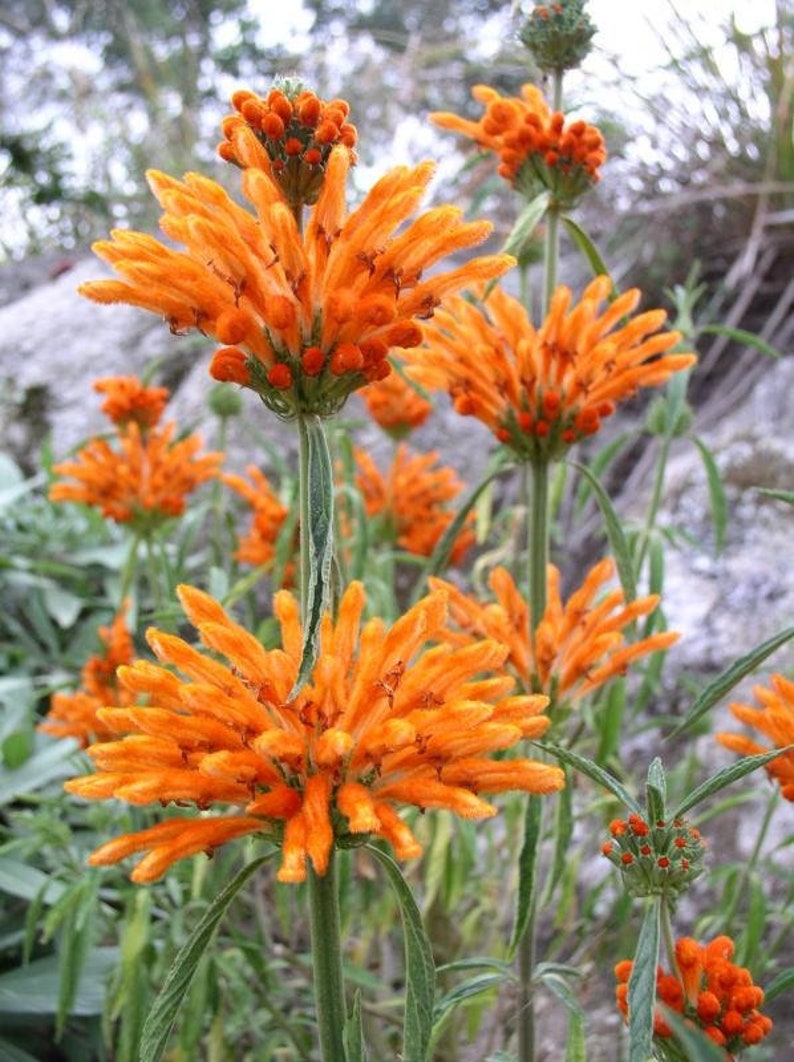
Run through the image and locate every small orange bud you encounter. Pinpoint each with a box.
[268,363,293,390]
[301,346,326,377]
[210,347,250,386]
[215,308,251,345]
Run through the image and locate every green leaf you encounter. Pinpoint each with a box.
[292,415,336,697]
[698,324,781,360]
[367,845,435,1062]
[758,487,794,506]
[570,462,636,602]
[501,191,552,260]
[56,875,100,1037]
[669,626,794,737]
[0,1038,41,1062]
[661,1008,728,1060]
[343,990,366,1062]
[0,949,117,1015]
[42,585,83,628]
[561,215,613,283]
[536,967,584,1018]
[692,437,727,554]
[645,759,667,824]
[140,853,275,1062]
[628,900,660,1062]
[564,1011,586,1062]
[0,738,80,805]
[0,859,67,905]
[1,731,33,769]
[763,966,794,1004]
[508,793,543,958]
[542,743,642,816]
[672,748,792,818]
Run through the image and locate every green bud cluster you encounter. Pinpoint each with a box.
[602,812,707,907]
[519,1,596,74]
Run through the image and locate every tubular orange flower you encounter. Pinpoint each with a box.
[409,277,696,461]
[39,603,136,746]
[431,82,606,204]
[93,375,169,430]
[361,362,432,438]
[64,582,563,883]
[716,674,794,800]
[79,92,514,419]
[223,465,295,576]
[49,377,222,530]
[615,936,773,1052]
[354,443,474,563]
[218,82,358,208]
[429,557,679,707]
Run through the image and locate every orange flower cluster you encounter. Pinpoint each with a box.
[410,277,696,461]
[223,465,295,576]
[431,83,605,204]
[39,604,136,746]
[94,375,169,430]
[429,558,678,707]
[615,936,772,1052]
[362,364,432,438]
[49,376,222,530]
[716,673,794,800]
[218,84,357,208]
[354,444,474,563]
[64,582,563,883]
[79,90,513,420]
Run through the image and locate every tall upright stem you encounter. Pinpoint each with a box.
[296,412,313,625]
[308,850,347,1061]
[516,456,552,1062]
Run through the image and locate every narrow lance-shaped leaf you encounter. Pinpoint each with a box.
[292,414,336,696]
[628,899,661,1062]
[482,190,551,301]
[693,436,727,555]
[672,747,793,819]
[669,626,794,738]
[140,853,275,1062]
[570,461,636,602]
[698,324,782,360]
[645,758,667,825]
[343,990,366,1062]
[561,214,613,285]
[367,845,435,1062]
[661,1008,730,1061]
[541,742,643,816]
[508,792,543,958]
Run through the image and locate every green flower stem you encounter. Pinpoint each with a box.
[297,412,313,626]
[542,203,561,317]
[633,433,672,581]
[516,457,552,1062]
[527,456,551,666]
[542,68,564,317]
[308,850,348,1061]
[119,530,142,603]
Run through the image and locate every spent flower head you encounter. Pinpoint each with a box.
[431,82,605,205]
[615,936,773,1054]
[519,1,597,74]
[65,582,563,883]
[409,277,696,462]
